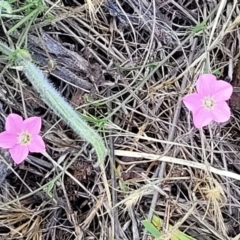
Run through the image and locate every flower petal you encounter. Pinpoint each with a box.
[183,93,203,112]
[0,131,18,148]
[9,145,29,164]
[212,80,233,101]
[23,117,42,135]
[5,114,23,133]
[192,107,213,128]
[212,101,231,123]
[196,74,217,95]
[28,135,46,153]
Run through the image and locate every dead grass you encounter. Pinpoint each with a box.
[0,0,240,239]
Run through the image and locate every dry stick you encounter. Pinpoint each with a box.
[232,233,240,240]
[207,0,227,49]
[114,150,240,181]
[107,89,122,240]
[142,37,198,240]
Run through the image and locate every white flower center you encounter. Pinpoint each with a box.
[203,97,215,110]
[18,132,31,145]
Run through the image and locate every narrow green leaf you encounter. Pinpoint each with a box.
[7,7,41,34]
[148,215,196,240]
[142,219,162,238]
[16,48,32,61]
[212,69,222,77]
[172,229,196,240]
[0,1,12,13]
[191,20,206,34]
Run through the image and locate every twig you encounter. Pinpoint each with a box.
[114,150,240,181]
[107,89,121,239]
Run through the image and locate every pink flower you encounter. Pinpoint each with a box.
[183,74,233,128]
[0,114,45,164]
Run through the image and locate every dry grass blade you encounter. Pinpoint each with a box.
[114,150,240,181]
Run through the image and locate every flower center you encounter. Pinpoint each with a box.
[18,132,31,145]
[203,97,215,109]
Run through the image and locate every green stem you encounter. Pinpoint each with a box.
[0,42,107,164]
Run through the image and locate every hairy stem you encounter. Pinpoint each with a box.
[0,42,107,163]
